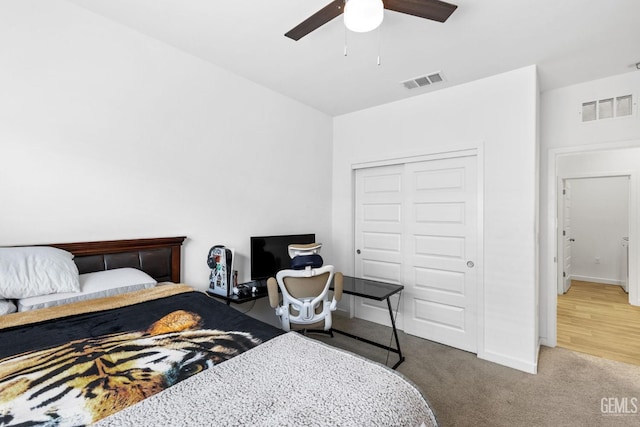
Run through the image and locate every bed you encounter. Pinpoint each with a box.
[0,237,437,426]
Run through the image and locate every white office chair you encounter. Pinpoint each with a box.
[266,244,343,332]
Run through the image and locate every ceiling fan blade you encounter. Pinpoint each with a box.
[285,0,345,41]
[384,0,457,23]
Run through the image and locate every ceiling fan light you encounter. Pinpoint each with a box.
[344,0,384,33]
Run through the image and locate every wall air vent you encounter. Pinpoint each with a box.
[581,94,634,122]
[401,72,444,90]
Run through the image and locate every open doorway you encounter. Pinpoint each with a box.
[555,175,640,364]
[557,176,630,296]
[546,143,640,350]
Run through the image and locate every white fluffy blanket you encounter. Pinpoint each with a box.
[96,332,437,426]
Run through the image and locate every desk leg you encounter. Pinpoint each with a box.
[386,296,405,369]
[331,294,405,369]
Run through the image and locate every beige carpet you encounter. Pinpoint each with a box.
[312,314,640,427]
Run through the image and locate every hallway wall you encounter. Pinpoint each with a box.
[567,176,629,285]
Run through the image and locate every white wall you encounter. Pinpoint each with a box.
[0,0,333,324]
[540,70,640,344]
[332,66,539,373]
[567,176,629,284]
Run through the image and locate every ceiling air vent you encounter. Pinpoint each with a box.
[402,72,444,90]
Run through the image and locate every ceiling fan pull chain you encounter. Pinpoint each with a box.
[344,26,348,56]
[377,23,382,66]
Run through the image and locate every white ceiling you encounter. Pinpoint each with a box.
[70,0,640,116]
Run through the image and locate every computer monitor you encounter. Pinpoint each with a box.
[250,233,315,281]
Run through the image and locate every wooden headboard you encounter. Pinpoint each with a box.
[45,237,186,283]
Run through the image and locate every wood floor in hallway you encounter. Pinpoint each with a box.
[557,280,640,366]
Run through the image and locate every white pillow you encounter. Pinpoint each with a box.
[18,267,157,312]
[0,246,80,299]
[0,299,17,315]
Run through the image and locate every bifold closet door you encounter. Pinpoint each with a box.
[354,164,404,328]
[403,156,478,353]
[354,155,479,352]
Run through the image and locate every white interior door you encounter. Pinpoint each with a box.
[354,164,404,327]
[403,156,478,353]
[354,155,479,352]
[562,180,573,293]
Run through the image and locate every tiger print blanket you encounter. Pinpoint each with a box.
[0,289,282,426]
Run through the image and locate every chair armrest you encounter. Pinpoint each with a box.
[267,277,280,308]
[333,272,343,302]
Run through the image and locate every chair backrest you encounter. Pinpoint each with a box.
[267,265,339,332]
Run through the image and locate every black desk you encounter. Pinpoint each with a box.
[206,281,269,305]
[208,276,405,369]
[332,276,405,369]
[206,290,267,304]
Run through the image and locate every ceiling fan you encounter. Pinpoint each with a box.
[285,0,458,41]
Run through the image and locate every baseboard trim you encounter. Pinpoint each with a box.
[479,349,538,374]
[571,275,622,286]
